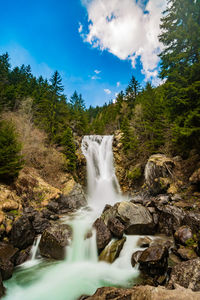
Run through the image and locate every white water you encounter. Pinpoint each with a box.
[4,135,140,300]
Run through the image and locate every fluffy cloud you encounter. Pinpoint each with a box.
[104,88,111,94]
[81,0,166,83]
[94,69,101,74]
[116,81,120,87]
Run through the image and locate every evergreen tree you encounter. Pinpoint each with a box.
[61,127,77,173]
[0,120,24,182]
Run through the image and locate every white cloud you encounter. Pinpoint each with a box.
[90,75,101,80]
[78,22,83,33]
[116,81,120,87]
[94,69,101,74]
[104,88,111,94]
[81,0,166,83]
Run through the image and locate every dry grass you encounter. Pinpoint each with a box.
[1,98,68,188]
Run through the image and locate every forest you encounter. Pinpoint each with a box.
[0,0,199,182]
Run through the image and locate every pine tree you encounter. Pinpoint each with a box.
[61,127,77,173]
[0,120,24,182]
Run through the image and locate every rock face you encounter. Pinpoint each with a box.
[145,154,175,195]
[138,246,168,276]
[99,238,126,263]
[0,274,5,298]
[39,224,72,260]
[131,250,143,267]
[93,219,112,252]
[0,242,18,280]
[9,215,35,249]
[86,285,200,300]
[168,258,200,291]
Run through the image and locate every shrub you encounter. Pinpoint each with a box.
[0,120,24,182]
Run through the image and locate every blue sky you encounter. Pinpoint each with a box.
[0,0,166,107]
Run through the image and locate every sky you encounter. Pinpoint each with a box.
[0,0,166,107]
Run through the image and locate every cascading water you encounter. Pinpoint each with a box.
[3,135,139,300]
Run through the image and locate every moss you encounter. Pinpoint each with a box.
[9,210,19,216]
[127,166,142,181]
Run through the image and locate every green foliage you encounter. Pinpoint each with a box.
[127,165,142,181]
[61,127,77,173]
[0,120,24,182]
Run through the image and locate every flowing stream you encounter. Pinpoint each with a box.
[3,135,141,300]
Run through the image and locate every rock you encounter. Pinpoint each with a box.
[168,258,200,291]
[176,245,198,260]
[137,237,152,248]
[93,218,112,252]
[58,182,87,213]
[9,215,35,249]
[138,245,168,276]
[183,212,200,233]
[39,224,72,260]
[131,250,143,267]
[0,274,5,298]
[47,201,59,213]
[156,205,185,235]
[14,167,61,207]
[32,214,50,234]
[190,168,200,184]
[2,200,19,212]
[145,154,175,195]
[117,202,155,235]
[150,237,174,250]
[168,252,182,268]
[15,246,31,266]
[174,226,193,245]
[156,195,170,205]
[0,242,18,280]
[41,209,59,220]
[86,285,200,300]
[107,217,125,238]
[99,238,126,263]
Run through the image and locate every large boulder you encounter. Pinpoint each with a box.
[99,238,126,263]
[117,202,155,235]
[0,274,5,298]
[168,258,200,291]
[57,179,87,213]
[138,245,168,276]
[156,205,185,235]
[107,217,125,238]
[0,242,18,280]
[145,154,175,195]
[9,215,35,249]
[93,218,112,252]
[39,223,72,260]
[86,285,200,300]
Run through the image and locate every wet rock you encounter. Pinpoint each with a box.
[138,245,168,276]
[168,252,182,268]
[41,209,59,221]
[10,215,35,249]
[107,217,125,238]
[176,245,198,261]
[156,195,170,205]
[137,237,152,248]
[47,201,59,213]
[131,250,143,267]
[32,214,50,234]
[99,238,126,263]
[150,237,174,250]
[39,223,72,260]
[102,204,112,213]
[145,154,175,195]
[168,258,200,291]
[117,202,155,235]
[0,242,18,280]
[174,226,193,245]
[15,246,31,266]
[86,285,200,300]
[156,205,185,235]
[0,273,5,298]
[58,182,87,213]
[93,218,112,252]
[190,168,200,184]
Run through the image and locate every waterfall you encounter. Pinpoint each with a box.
[82,135,122,215]
[3,135,139,300]
[30,235,41,261]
